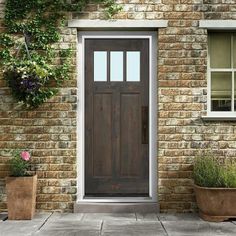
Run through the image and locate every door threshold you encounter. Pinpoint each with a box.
[74,202,158,213]
[83,197,152,201]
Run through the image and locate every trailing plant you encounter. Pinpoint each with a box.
[193,153,236,188]
[0,0,122,108]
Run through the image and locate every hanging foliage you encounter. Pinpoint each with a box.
[0,0,122,108]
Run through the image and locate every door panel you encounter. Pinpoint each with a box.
[85,39,149,196]
[93,94,112,177]
[120,94,141,177]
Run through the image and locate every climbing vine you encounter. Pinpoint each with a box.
[0,0,122,108]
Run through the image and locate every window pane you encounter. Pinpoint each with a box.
[209,33,231,68]
[94,51,107,82]
[127,51,141,82]
[211,72,232,111]
[110,51,123,82]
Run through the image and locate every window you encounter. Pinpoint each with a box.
[94,51,107,82]
[127,51,140,82]
[110,51,124,81]
[208,32,236,115]
[93,51,141,82]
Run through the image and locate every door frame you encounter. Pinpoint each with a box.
[77,31,157,203]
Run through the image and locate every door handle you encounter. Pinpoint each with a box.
[142,106,149,144]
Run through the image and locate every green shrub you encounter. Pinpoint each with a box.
[193,155,223,187]
[193,154,236,188]
[220,162,236,188]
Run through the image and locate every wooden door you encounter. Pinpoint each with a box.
[85,39,149,197]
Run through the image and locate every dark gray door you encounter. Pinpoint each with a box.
[85,39,149,197]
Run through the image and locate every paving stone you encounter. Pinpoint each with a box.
[42,220,102,231]
[208,222,236,235]
[82,213,136,221]
[102,220,166,236]
[1,213,235,236]
[162,220,236,236]
[0,221,43,236]
[34,229,100,236]
[136,213,159,221]
[0,213,51,236]
[32,212,53,222]
[48,213,84,222]
[159,213,203,221]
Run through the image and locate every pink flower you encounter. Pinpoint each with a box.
[20,151,31,161]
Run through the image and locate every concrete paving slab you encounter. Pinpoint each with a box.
[34,219,102,236]
[102,220,166,236]
[0,213,52,236]
[48,212,84,222]
[208,222,236,235]
[31,212,53,222]
[162,220,236,236]
[1,213,236,236]
[136,213,159,221]
[0,220,43,236]
[42,220,102,231]
[82,213,136,221]
[159,213,203,221]
[34,229,100,236]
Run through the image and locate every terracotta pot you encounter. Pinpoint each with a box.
[6,175,37,220]
[194,184,236,222]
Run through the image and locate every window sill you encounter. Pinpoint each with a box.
[202,116,236,121]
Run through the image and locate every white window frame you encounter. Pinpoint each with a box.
[207,32,236,118]
[200,20,236,120]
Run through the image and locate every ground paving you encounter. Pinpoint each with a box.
[0,212,236,236]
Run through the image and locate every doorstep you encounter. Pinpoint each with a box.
[74,202,158,213]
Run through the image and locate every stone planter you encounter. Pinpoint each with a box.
[194,184,236,222]
[6,175,37,220]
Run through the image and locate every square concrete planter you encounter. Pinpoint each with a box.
[194,184,236,222]
[6,175,37,220]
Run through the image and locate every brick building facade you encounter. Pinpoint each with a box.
[0,0,236,213]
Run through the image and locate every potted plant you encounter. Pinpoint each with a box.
[1,33,58,109]
[6,150,37,220]
[193,153,236,222]
[3,59,57,109]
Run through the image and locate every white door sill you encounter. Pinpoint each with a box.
[74,202,159,213]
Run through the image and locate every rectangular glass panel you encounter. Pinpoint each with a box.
[110,51,123,82]
[94,51,107,82]
[209,33,231,68]
[127,51,141,82]
[211,72,232,111]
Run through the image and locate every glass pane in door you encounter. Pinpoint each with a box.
[110,51,124,82]
[94,51,107,82]
[127,51,140,82]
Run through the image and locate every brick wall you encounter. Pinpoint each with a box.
[0,0,236,213]
[0,0,78,212]
[157,0,236,212]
